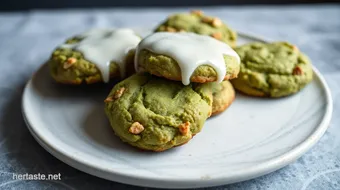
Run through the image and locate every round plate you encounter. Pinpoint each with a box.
[22,31,333,189]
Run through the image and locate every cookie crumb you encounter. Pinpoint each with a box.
[129,122,144,134]
[293,66,303,75]
[191,10,203,16]
[208,110,212,117]
[104,97,113,103]
[179,121,190,135]
[114,87,126,99]
[212,18,222,27]
[63,57,77,69]
[293,45,299,52]
[201,17,213,24]
[211,32,222,40]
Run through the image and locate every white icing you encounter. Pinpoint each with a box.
[60,28,141,83]
[135,32,240,85]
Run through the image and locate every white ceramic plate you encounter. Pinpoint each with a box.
[22,30,333,189]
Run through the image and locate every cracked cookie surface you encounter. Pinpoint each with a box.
[231,42,313,97]
[104,73,213,151]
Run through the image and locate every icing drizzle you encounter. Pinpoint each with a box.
[135,32,240,85]
[60,28,140,83]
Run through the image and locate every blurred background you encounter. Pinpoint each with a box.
[1,0,340,11]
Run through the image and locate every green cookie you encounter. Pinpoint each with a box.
[154,10,237,47]
[136,50,240,83]
[104,73,213,151]
[231,42,313,98]
[48,35,136,85]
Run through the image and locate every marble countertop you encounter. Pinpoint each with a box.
[0,5,340,190]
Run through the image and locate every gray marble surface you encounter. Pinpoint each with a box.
[0,5,340,190]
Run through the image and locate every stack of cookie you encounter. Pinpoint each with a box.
[103,31,240,151]
[47,10,313,152]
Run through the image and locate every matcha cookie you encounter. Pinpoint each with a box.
[135,32,240,85]
[231,42,313,98]
[104,73,213,151]
[49,28,140,85]
[155,10,237,47]
[211,81,235,116]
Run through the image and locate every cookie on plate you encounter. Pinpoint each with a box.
[231,42,313,98]
[154,10,237,47]
[135,32,240,85]
[211,81,235,116]
[48,28,140,85]
[104,73,213,152]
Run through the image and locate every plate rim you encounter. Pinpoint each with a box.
[21,33,333,189]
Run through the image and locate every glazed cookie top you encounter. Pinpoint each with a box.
[59,28,141,82]
[235,42,311,75]
[135,32,240,85]
[154,10,237,47]
[104,73,212,150]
